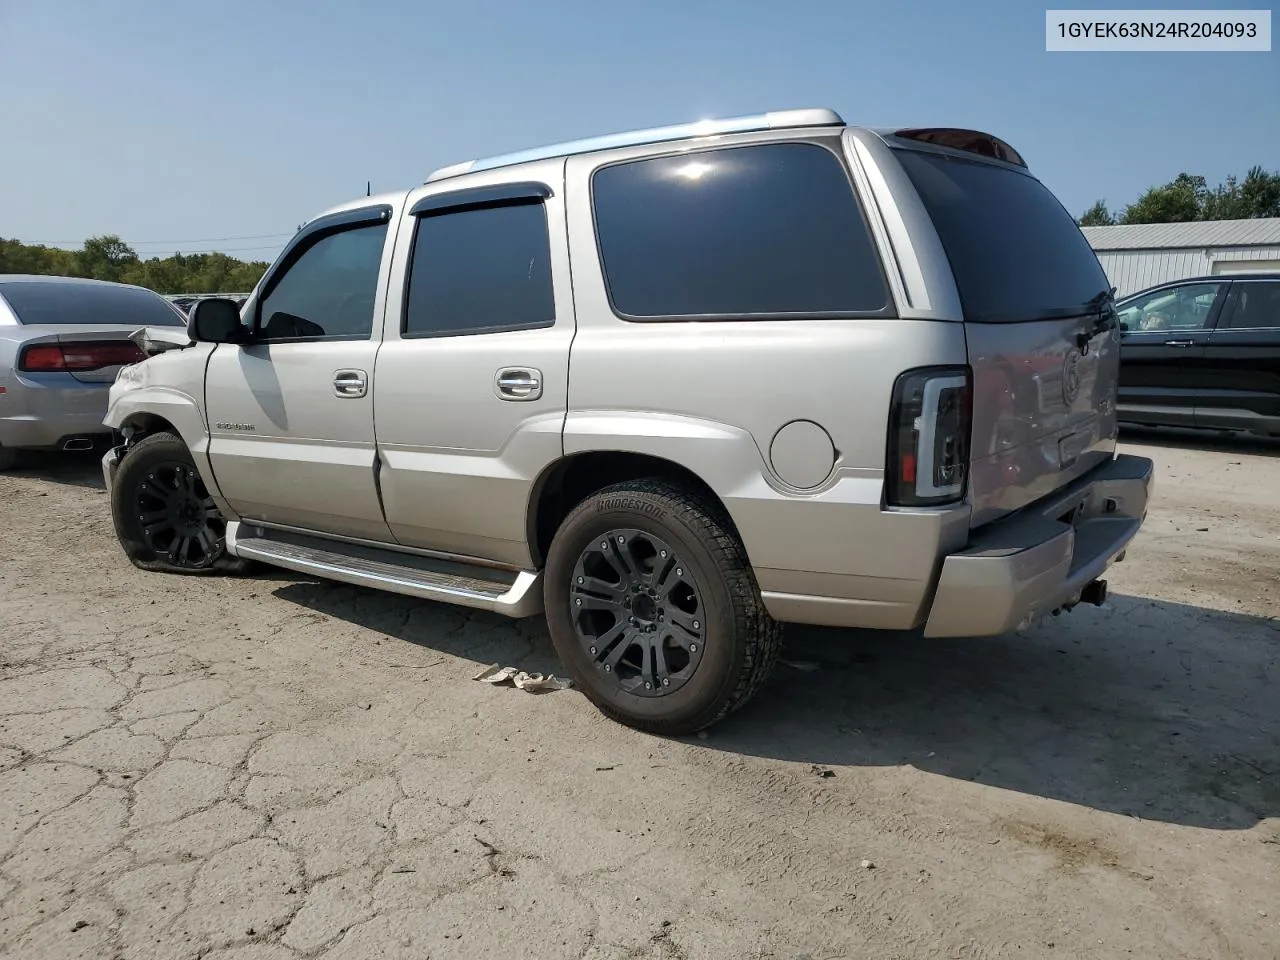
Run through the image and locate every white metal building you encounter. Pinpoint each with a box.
[1080,217,1280,297]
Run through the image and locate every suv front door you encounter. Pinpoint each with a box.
[1198,278,1280,434]
[204,203,399,541]
[1116,280,1228,428]
[372,161,573,568]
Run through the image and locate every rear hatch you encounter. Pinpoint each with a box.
[895,144,1119,528]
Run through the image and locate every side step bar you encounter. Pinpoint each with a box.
[225,522,543,618]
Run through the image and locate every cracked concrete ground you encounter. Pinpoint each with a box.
[1,429,1277,959]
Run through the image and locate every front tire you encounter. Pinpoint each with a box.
[543,480,782,735]
[110,431,250,575]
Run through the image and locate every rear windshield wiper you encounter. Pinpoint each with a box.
[1081,288,1115,313]
[1075,289,1116,349]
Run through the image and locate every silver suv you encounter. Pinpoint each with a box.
[102,108,1154,733]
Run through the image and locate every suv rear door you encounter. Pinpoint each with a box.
[1198,278,1280,433]
[372,160,573,568]
[893,144,1121,527]
[1113,280,1228,429]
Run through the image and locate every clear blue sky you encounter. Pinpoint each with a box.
[1,0,1276,263]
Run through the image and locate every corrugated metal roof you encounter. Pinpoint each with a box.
[1081,218,1280,251]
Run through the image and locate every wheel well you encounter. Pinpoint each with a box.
[120,413,179,444]
[530,451,739,568]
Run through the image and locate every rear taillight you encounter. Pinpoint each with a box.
[886,366,972,507]
[17,344,66,371]
[18,341,145,373]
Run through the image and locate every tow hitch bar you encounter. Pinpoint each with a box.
[1050,579,1109,617]
[1080,579,1108,607]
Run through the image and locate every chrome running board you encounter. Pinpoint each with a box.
[226,521,543,618]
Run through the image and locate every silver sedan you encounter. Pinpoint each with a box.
[0,275,188,470]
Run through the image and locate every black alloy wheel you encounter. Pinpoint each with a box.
[133,460,225,569]
[570,528,705,697]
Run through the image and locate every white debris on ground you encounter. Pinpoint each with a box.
[473,663,573,692]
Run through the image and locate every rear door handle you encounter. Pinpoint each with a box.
[333,369,368,398]
[1163,340,1195,347]
[495,367,543,401]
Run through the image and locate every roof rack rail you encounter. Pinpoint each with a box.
[424,107,844,183]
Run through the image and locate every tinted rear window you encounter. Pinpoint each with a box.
[592,142,891,318]
[404,201,555,338]
[1226,280,1280,330]
[0,281,186,327]
[897,150,1109,323]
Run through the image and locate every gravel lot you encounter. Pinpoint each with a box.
[1,430,1277,960]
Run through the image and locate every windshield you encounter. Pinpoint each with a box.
[0,281,187,327]
[897,149,1109,323]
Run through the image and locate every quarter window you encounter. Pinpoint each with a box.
[591,142,891,319]
[257,222,388,340]
[403,201,555,338]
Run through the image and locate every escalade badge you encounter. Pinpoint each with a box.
[215,422,256,432]
[1061,350,1082,406]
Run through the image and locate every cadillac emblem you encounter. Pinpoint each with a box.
[1061,349,1083,405]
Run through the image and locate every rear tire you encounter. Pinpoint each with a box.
[0,444,16,472]
[543,479,782,735]
[110,431,251,575]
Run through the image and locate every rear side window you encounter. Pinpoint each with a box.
[897,150,1109,323]
[404,202,555,338]
[0,281,186,327]
[1225,281,1280,329]
[591,142,891,319]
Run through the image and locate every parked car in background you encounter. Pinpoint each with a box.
[1116,273,1280,436]
[101,108,1152,733]
[0,275,187,470]
[167,296,198,316]
[166,294,250,317]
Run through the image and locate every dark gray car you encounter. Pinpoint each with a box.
[1116,273,1280,436]
[0,275,187,469]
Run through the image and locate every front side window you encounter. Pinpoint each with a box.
[1224,281,1280,330]
[257,222,388,341]
[1116,282,1223,332]
[591,142,891,319]
[403,201,555,338]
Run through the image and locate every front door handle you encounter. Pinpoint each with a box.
[333,369,368,398]
[495,367,543,401]
[1163,339,1195,347]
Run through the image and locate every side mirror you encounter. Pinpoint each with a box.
[188,298,246,344]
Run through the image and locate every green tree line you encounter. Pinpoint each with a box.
[0,235,270,294]
[1079,167,1280,226]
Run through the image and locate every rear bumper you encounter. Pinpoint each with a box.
[0,416,114,450]
[0,376,112,450]
[922,453,1154,638]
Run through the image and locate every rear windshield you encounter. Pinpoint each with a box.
[897,150,1109,323]
[0,281,186,327]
